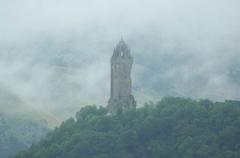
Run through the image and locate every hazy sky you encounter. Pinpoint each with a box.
[0,0,240,119]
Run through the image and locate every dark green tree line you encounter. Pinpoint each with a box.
[13,97,240,158]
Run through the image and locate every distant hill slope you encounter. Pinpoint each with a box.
[13,97,240,158]
[0,85,60,127]
[0,113,49,158]
[0,86,50,158]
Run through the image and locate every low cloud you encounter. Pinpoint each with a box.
[0,0,239,120]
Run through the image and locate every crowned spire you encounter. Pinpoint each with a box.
[112,38,131,59]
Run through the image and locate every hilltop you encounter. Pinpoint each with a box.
[13,97,240,158]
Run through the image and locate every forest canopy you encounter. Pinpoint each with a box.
[13,97,240,158]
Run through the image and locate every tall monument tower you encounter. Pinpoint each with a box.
[108,38,136,114]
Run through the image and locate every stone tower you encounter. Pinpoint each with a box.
[107,38,136,114]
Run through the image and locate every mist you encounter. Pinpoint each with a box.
[0,0,240,120]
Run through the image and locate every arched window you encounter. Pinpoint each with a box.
[120,51,123,57]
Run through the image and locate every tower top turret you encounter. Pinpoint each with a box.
[112,39,132,60]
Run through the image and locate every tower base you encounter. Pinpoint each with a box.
[107,95,136,114]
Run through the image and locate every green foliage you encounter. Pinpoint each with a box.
[13,97,240,158]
